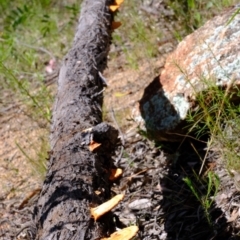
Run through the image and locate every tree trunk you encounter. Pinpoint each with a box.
[32,0,118,239]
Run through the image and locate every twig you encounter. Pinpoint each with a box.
[18,188,41,210]
[98,71,109,87]
[110,108,125,164]
[110,108,125,146]
[15,222,36,240]
[14,39,56,60]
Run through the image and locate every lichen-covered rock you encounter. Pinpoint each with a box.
[140,6,240,141]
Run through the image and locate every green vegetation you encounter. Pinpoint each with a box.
[0,0,80,121]
[112,0,163,69]
[166,0,240,226]
[0,0,81,177]
[112,0,238,70]
[186,80,240,173]
[16,137,48,178]
[165,0,238,36]
[183,171,220,224]
[0,0,238,196]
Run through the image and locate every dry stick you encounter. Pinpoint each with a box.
[110,108,125,146]
[190,141,203,164]
[175,119,208,152]
[120,168,155,191]
[110,108,125,164]
[18,188,41,210]
[32,1,120,239]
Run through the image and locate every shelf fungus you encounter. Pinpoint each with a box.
[81,127,101,151]
[109,0,124,12]
[90,194,124,221]
[89,140,101,152]
[101,226,139,240]
[109,168,123,181]
[111,21,122,30]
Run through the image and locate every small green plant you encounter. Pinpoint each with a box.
[110,0,237,71]
[166,0,238,37]
[183,171,220,224]
[172,26,239,172]
[0,0,81,176]
[111,0,162,69]
[185,79,240,173]
[16,137,48,179]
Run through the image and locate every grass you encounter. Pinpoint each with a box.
[0,0,81,177]
[111,0,163,69]
[165,0,238,37]
[16,136,48,179]
[169,2,240,224]
[183,171,220,225]
[0,0,238,217]
[185,78,240,173]
[111,0,238,71]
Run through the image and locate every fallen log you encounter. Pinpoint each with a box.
[31,0,126,239]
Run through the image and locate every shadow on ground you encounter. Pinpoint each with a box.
[138,76,235,239]
[159,139,234,239]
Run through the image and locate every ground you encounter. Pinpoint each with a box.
[0,1,240,240]
[1,50,240,240]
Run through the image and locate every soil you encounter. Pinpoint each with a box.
[1,1,240,240]
[0,94,45,239]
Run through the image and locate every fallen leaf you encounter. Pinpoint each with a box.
[114,92,128,97]
[207,162,216,170]
[95,190,101,195]
[18,188,41,209]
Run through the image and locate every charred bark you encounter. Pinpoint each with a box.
[32,1,119,239]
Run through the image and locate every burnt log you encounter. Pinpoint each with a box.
[32,0,119,239]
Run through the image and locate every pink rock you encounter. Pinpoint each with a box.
[140,6,240,141]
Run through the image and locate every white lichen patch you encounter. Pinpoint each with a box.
[173,10,240,94]
[172,94,190,120]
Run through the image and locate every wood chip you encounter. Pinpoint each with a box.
[101,226,138,240]
[128,198,152,210]
[91,194,124,221]
[94,190,101,195]
[227,208,239,222]
[82,127,93,132]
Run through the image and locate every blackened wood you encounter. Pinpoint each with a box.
[33,0,118,239]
